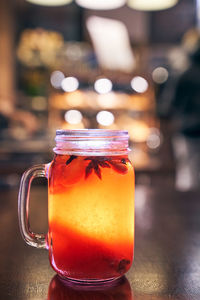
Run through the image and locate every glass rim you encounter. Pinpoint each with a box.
[54,129,130,155]
[56,129,129,138]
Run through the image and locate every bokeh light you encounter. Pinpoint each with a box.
[26,0,72,6]
[75,0,125,10]
[61,77,79,92]
[64,110,83,124]
[146,128,161,149]
[96,111,115,126]
[131,76,148,93]
[152,67,169,84]
[50,71,65,89]
[94,78,113,95]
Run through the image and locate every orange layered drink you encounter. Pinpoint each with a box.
[18,129,134,283]
[48,152,134,281]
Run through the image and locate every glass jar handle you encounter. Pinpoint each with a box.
[18,164,47,249]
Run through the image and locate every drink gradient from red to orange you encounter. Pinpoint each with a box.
[48,154,135,281]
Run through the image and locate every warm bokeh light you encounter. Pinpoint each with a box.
[131,76,148,93]
[61,77,79,92]
[97,93,122,109]
[152,67,169,84]
[64,110,83,124]
[127,0,178,11]
[96,111,115,126]
[50,71,65,89]
[26,0,72,6]
[75,0,126,10]
[94,78,113,94]
[65,91,84,107]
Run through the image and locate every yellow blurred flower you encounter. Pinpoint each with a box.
[17,28,64,68]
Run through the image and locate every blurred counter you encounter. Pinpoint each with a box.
[0,120,174,189]
[0,185,200,299]
[0,87,174,187]
[0,136,53,189]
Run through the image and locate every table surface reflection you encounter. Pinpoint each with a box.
[1,185,200,300]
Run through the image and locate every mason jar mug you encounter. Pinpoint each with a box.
[18,129,135,284]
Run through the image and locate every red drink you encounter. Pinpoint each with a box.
[48,154,134,282]
[48,275,133,300]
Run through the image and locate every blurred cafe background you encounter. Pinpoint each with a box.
[0,0,200,192]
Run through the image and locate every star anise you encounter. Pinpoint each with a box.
[117,259,130,274]
[64,155,129,180]
[84,156,128,180]
[85,157,111,179]
[66,155,77,165]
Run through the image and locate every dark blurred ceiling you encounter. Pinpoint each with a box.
[15,0,196,44]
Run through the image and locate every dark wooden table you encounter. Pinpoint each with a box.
[1,185,200,300]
